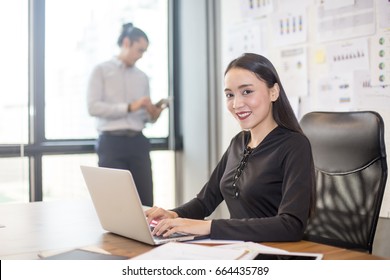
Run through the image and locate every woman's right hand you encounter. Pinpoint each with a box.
[145,206,178,224]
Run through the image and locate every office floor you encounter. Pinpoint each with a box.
[373,217,390,258]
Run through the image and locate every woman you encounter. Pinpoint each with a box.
[146,53,315,242]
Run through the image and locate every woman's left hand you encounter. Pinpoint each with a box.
[152,218,212,237]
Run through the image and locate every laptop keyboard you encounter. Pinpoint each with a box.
[150,225,189,240]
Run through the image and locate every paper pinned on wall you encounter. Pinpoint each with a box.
[354,71,390,106]
[377,0,390,29]
[287,96,301,119]
[278,47,308,97]
[316,74,354,111]
[314,49,326,64]
[323,0,354,10]
[326,38,369,74]
[316,0,375,42]
[353,70,390,218]
[370,31,390,86]
[240,0,274,19]
[226,18,268,63]
[272,8,308,47]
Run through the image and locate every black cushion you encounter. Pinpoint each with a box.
[300,111,388,253]
[300,111,385,173]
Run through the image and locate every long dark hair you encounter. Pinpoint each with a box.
[224,53,302,134]
[225,53,316,218]
[117,23,149,47]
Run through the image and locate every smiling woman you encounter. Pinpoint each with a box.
[224,68,279,147]
[145,53,316,243]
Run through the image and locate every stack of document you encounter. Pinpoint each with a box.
[37,241,322,260]
[132,242,248,260]
[131,241,287,260]
[215,242,289,260]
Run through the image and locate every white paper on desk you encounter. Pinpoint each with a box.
[216,242,288,260]
[187,238,244,244]
[131,242,248,260]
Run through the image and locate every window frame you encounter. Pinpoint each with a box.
[0,0,181,202]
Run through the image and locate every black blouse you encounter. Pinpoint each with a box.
[173,126,314,242]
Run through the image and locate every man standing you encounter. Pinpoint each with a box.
[87,23,165,206]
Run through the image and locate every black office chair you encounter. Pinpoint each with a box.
[300,111,388,253]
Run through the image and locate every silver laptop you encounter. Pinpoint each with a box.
[80,165,208,245]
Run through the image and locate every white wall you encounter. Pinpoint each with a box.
[219,0,390,217]
[175,0,211,204]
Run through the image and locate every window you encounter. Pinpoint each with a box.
[0,0,28,144]
[0,158,29,203]
[0,0,174,208]
[41,151,175,207]
[45,0,169,140]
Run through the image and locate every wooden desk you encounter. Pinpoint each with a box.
[0,200,385,260]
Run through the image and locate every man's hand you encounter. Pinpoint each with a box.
[128,96,152,112]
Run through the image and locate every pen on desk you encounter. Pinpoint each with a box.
[235,249,251,260]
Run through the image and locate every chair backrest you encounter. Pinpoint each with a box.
[300,111,388,253]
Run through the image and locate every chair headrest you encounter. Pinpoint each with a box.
[300,111,385,174]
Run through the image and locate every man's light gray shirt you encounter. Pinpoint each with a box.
[87,57,150,132]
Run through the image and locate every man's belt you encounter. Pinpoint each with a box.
[100,129,141,137]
